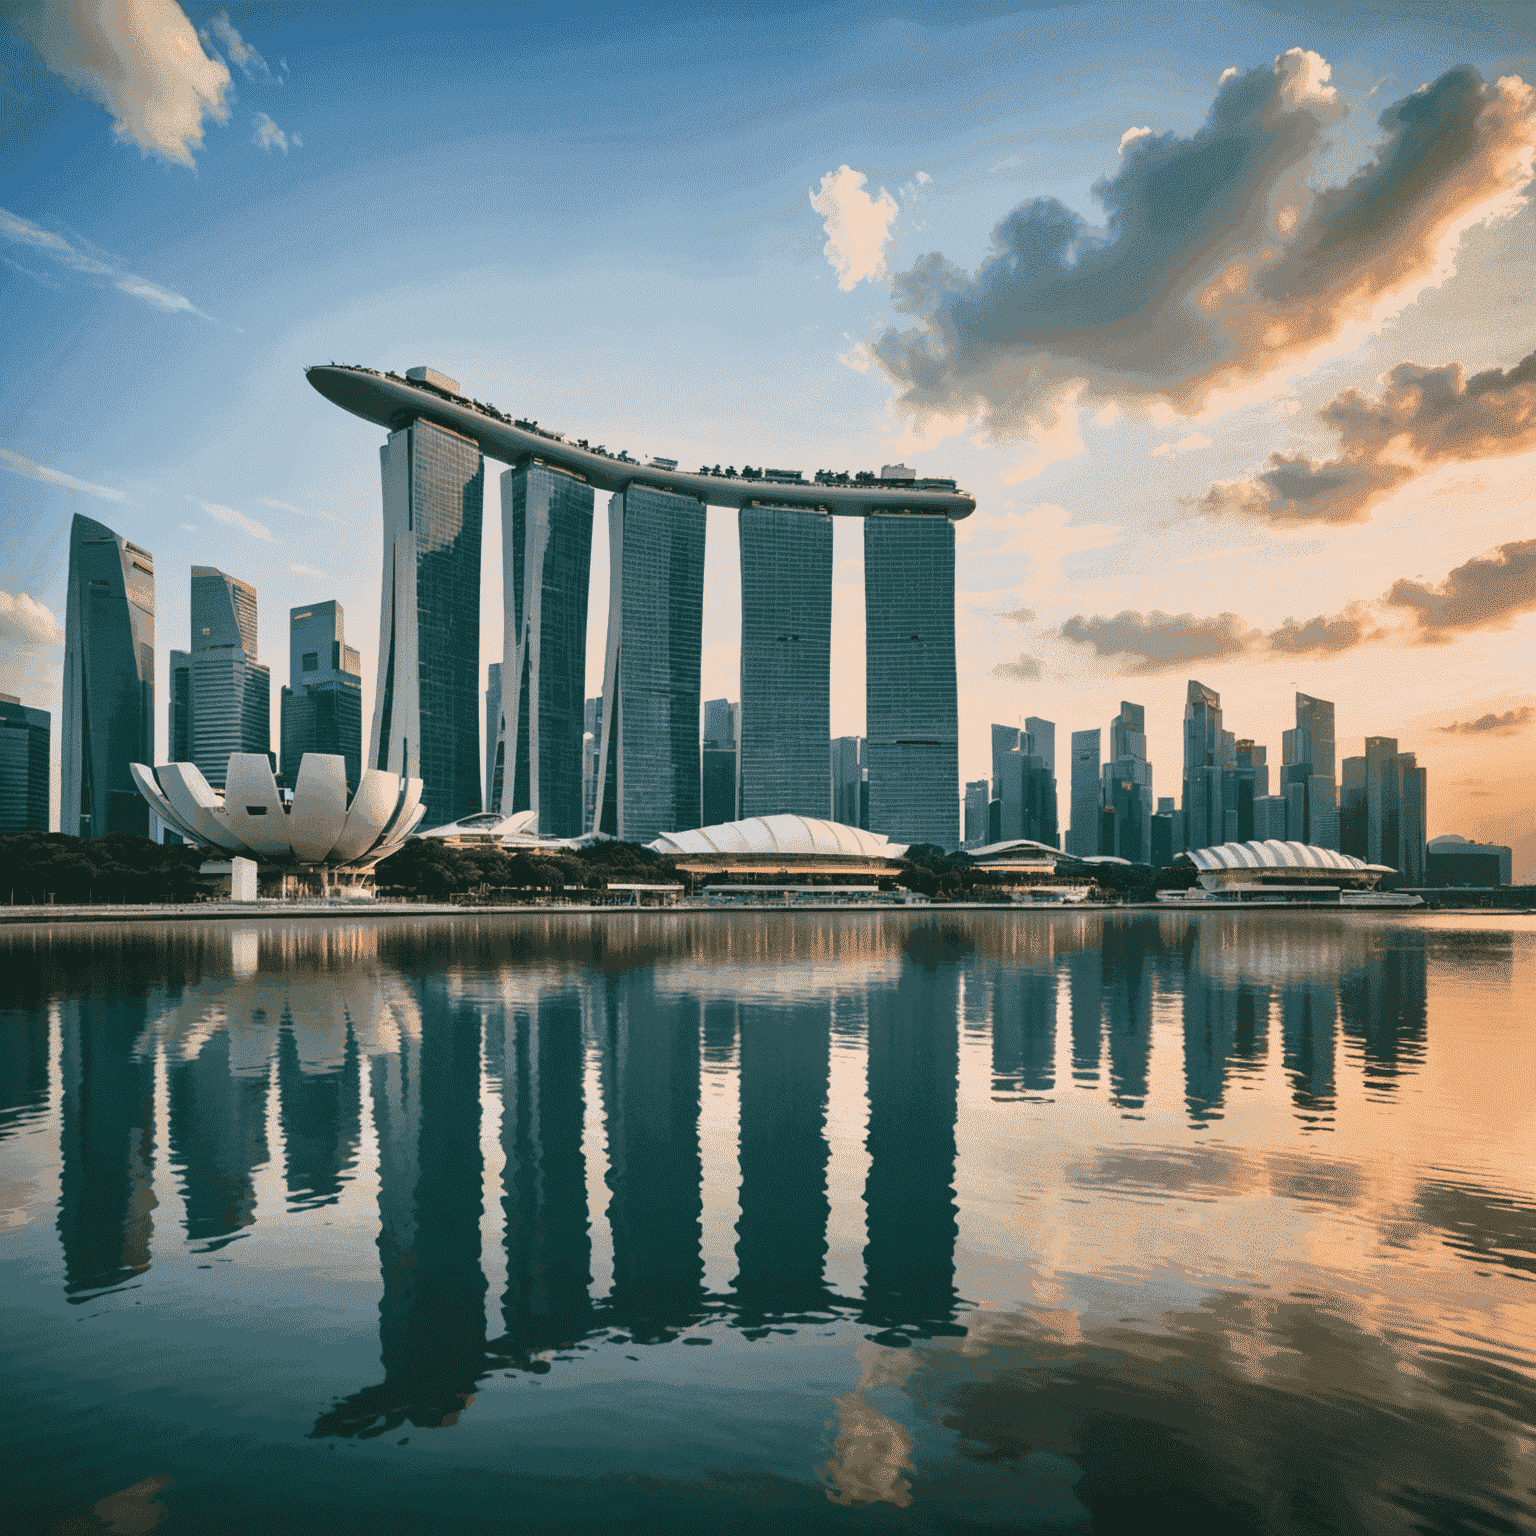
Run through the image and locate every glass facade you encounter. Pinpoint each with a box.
[830,735,863,829]
[1068,728,1101,856]
[864,515,959,850]
[485,663,502,814]
[1181,680,1226,854]
[597,486,706,843]
[0,695,50,833]
[62,515,154,838]
[496,464,594,836]
[280,599,362,792]
[371,420,485,831]
[175,567,271,792]
[702,699,737,827]
[738,506,831,820]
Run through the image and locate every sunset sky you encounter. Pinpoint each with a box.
[2,1,1533,871]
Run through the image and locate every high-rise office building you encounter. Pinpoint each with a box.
[991,723,1022,796]
[1181,680,1226,854]
[1284,700,1338,849]
[1339,736,1423,877]
[1067,728,1101,857]
[180,566,270,792]
[62,515,154,838]
[484,662,502,812]
[582,695,603,833]
[1340,755,1368,858]
[1253,795,1289,841]
[996,748,1057,846]
[1295,694,1336,780]
[372,418,485,832]
[597,486,706,842]
[0,694,50,833]
[1364,736,1397,866]
[1150,796,1176,867]
[963,778,989,847]
[494,462,594,836]
[704,699,739,827]
[739,506,832,819]
[830,734,863,829]
[864,516,959,850]
[1023,716,1055,776]
[1232,739,1268,843]
[1102,702,1152,862]
[280,599,362,793]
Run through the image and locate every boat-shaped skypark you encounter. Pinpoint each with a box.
[306,364,976,519]
[307,362,970,856]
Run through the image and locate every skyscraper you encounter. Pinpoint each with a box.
[996,749,1057,846]
[1295,693,1336,779]
[990,723,1022,798]
[1150,797,1175,867]
[183,567,270,792]
[1233,739,1268,842]
[597,486,706,842]
[484,662,502,813]
[963,779,989,847]
[1340,755,1368,858]
[830,735,862,830]
[1102,702,1152,862]
[1181,680,1225,854]
[1068,728,1101,857]
[281,599,362,793]
[582,695,603,833]
[703,699,739,826]
[62,514,154,838]
[372,417,485,832]
[494,462,594,836]
[864,516,959,850]
[1364,736,1398,866]
[1293,693,1338,850]
[0,694,50,833]
[739,506,832,819]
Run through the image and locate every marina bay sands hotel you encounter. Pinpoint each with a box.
[307,365,975,850]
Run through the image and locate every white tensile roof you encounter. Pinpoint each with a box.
[649,816,907,860]
[1185,840,1389,873]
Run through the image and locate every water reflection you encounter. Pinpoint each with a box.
[2,910,1532,1528]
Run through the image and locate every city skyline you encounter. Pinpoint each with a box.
[3,4,1535,872]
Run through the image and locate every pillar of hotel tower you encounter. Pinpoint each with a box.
[494,462,594,836]
[738,505,832,820]
[863,515,959,850]
[62,514,154,838]
[370,419,485,831]
[596,485,706,842]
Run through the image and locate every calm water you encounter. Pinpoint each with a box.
[1,911,1533,1534]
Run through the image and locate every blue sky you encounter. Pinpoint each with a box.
[3,1,1535,866]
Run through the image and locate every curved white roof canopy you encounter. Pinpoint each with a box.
[307,366,975,520]
[649,816,907,860]
[131,754,424,867]
[1183,840,1394,874]
[416,809,559,844]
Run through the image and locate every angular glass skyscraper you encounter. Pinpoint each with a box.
[181,566,271,792]
[495,462,594,836]
[372,419,485,830]
[1102,701,1152,862]
[738,506,831,819]
[62,515,154,838]
[484,662,502,813]
[703,698,738,827]
[1181,680,1226,854]
[1068,728,1101,856]
[281,599,362,792]
[864,515,958,850]
[1293,692,1338,849]
[597,486,706,842]
[830,735,863,829]
[0,694,50,833]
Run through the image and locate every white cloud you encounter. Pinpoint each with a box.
[1118,126,1152,155]
[1151,432,1213,457]
[195,499,276,542]
[179,522,197,530]
[204,11,268,79]
[257,497,347,526]
[5,0,230,167]
[252,112,298,153]
[837,341,874,373]
[289,563,328,579]
[0,206,207,316]
[0,446,125,501]
[0,590,64,646]
[810,165,899,291]
[1219,66,1239,84]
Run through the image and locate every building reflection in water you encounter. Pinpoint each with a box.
[1282,983,1336,1129]
[1341,934,1428,1096]
[991,969,1056,1099]
[1103,922,1155,1115]
[1065,944,1101,1088]
[277,1010,361,1211]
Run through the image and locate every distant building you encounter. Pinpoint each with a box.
[739,506,832,819]
[1150,808,1174,868]
[1181,680,1226,855]
[1341,755,1367,859]
[963,778,989,848]
[1102,701,1151,862]
[182,566,271,793]
[1231,739,1268,843]
[484,662,502,812]
[63,515,154,838]
[1067,728,1101,857]
[0,694,50,833]
[281,599,361,793]
[494,461,594,836]
[1253,795,1289,841]
[704,698,740,827]
[1426,835,1512,887]
[1344,735,1425,880]
[994,719,1057,847]
[830,734,862,829]
[1283,716,1337,850]
[597,485,706,842]
[864,515,958,850]
[582,695,603,833]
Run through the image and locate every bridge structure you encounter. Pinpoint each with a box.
[306,363,975,850]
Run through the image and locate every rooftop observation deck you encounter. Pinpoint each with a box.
[306,364,975,519]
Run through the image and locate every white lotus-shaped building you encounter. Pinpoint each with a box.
[130,753,425,867]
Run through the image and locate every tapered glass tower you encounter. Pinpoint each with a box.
[738,505,832,819]
[281,599,361,792]
[62,515,154,838]
[864,515,959,850]
[494,462,594,835]
[371,419,485,831]
[1181,680,1225,853]
[186,566,270,792]
[597,485,706,842]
